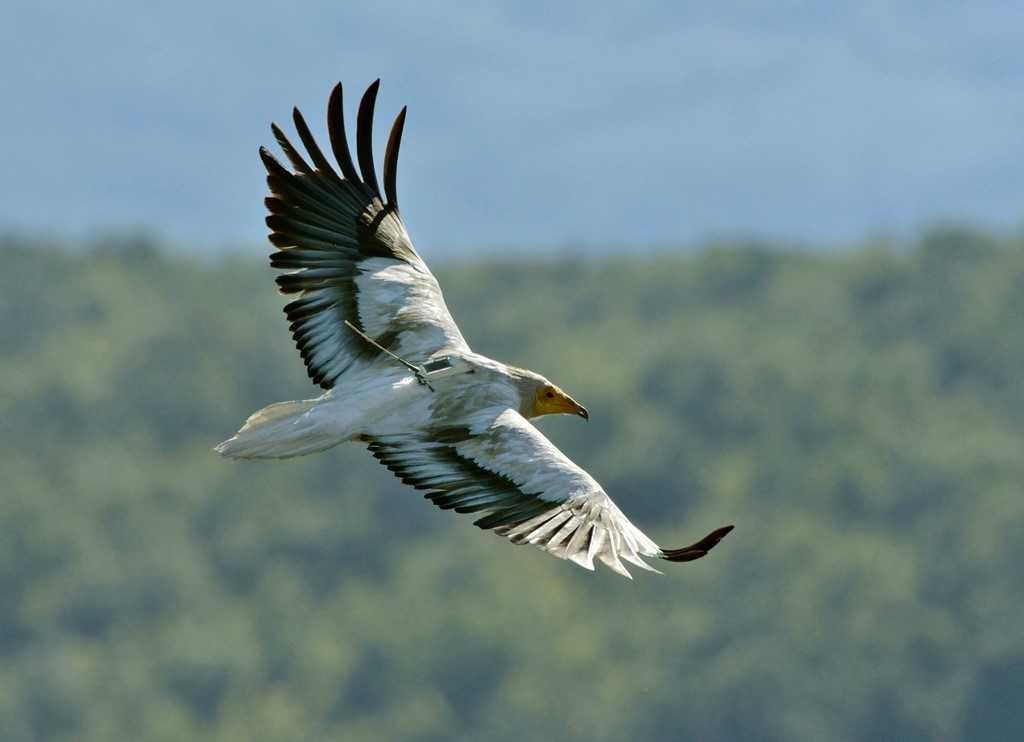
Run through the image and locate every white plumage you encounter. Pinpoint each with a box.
[216,80,732,577]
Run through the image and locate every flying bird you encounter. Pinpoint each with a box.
[216,80,733,577]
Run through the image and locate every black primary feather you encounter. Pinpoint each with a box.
[383,106,407,210]
[292,107,337,178]
[661,525,735,562]
[327,83,362,184]
[271,123,314,175]
[356,79,382,198]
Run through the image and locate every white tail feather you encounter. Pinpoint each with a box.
[214,399,342,459]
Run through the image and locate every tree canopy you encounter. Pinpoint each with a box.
[2,226,1023,741]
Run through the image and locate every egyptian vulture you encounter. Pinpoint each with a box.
[216,80,733,577]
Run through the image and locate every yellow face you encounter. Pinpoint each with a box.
[532,384,589,419]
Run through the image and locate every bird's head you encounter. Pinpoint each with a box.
[532,382,588,420]
[511,370,588,420]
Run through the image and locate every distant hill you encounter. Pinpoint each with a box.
[2,227,1023,741]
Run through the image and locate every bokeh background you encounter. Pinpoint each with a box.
[4,2,1024,740]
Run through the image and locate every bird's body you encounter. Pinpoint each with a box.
[216,81,732,577]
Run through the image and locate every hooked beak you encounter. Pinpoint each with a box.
[559,393,589,420]
[535,389,590,420]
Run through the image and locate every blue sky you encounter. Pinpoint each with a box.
[5,1,1023,254]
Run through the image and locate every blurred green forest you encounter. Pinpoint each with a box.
[2,227,1024,742]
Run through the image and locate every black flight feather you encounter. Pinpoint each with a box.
[270,123,313,175]
[661,525,735,563]
[383,106,407,210]
[327,82,362,184]
[356,79,382,197]
[292,107,337,178]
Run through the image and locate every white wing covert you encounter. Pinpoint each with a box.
[366,408,733,577]
[261,81,468,389]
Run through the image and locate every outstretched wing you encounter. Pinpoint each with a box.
[366,409,733,577]
[262,80,469,389]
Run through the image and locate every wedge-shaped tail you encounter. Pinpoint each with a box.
[215,399,341,459]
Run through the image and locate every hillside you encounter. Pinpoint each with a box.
[2,227,1023,741]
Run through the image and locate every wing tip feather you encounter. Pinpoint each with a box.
[327,82,361,183]
[356,79,382,196]
[660,525,734,563]
[383,105,407,209]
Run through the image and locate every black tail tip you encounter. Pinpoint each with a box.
[661,524,734,563]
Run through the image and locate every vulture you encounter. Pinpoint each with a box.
[216,80,733,577]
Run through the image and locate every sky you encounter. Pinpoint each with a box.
[4,1,1024,255]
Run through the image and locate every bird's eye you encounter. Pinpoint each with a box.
[545,390,554,398]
